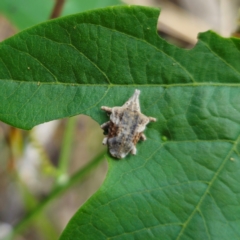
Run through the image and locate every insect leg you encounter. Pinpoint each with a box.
[140,133,147,141]
[102,137,108,145]
[148,116,157,122]
[101,106,112,113]
[101,121,110,130]
[131,146,137,155]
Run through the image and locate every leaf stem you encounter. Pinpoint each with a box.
[4,151,106,240]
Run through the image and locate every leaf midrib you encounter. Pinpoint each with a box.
[1,79,240,87]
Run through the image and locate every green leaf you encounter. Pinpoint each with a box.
[0,0,120,30]
[0,0,54,30]
[0,5,240,239]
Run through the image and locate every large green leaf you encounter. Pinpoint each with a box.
[0,6,240,240]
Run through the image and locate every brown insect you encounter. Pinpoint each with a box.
[101,89,156,159]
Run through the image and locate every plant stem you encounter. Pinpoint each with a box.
[4,151,106,240]
[57,117,77,179]
[50,0,66,19]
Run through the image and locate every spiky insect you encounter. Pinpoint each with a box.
[101,89,156,159]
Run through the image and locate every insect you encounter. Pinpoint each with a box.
[101,89,156,159]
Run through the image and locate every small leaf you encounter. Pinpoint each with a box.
[0,0,121,30]
[0,0,54,30]
[62,0,121,16]
[0,6,240,239]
